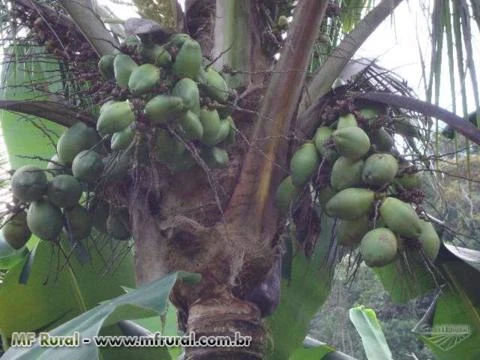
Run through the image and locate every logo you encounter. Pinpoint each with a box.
[415,323,472,351]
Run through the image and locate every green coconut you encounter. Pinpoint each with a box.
[203,147,229,168]
[337,113,357,129]
[317,185,337,209]
[313,126,333,156]
[27,200,64,241]
[46,174,83,208]
[199,108,222,146]
[172,78,200,114]
[47,154,67,175]
[111,125,135,151]
[395,172,422,190]
[332,127,371,159]
[418,220,441,262]
[113,53,138,88]
[360,228,398,267]
[11,165,48,202]
[179,110,203,140]
[173,39,202,79]
[64,204,92,241]
[290,143,319,187]
[72,150,104,183]
[128,63,161,95]
[57,122,99,164]
[275,176,300,214]
[1,211,31,249]
[379,197,422,239]
[337,215,369,247]
[98,54,115,80]
[371,127,394,151]
[326,188,374,220]
[362,153,399,187]
[144,95,184,124]
[203,68,229,103]
[97,100,135,135]
[142,44,172,67]
[330,156,363,190]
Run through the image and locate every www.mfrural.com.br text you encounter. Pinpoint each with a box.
[10,331,252,348]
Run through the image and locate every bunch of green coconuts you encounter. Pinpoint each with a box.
[2,32,237,248]
[275,109,440,268]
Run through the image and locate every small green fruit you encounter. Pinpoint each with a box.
[98,54,115,80]
[362,153,398,187]
[203,68,229,103]
[379,197,422,239]
[275,176,300,214]
[11,165,48,202]
[360,228,398,267]
[290,143,319,187]
[72,150,104,182]
[27,200,64,241]
[203,147,229,168]
[199,108,222,146]
[337,215,369,247]
[128,64,161,95]
[337,113,357,129]
[313,126,332,156]
[332,127,371,159]
[111,125,135,151]
[326,188,374,220]
[114,54,138,88]
[330,157,363,190]
[371,127,394,151]
[64,204,92,241]
[173,39,202,79]
[2,211,31,249]
[172,78,200,114]
[180,110,203,140]
[418,220,440,262]
[144,95,184,124]
[97,101,135,135]
[57,122,99,164]
[46,174,82,208]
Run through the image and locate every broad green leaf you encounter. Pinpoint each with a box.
[0,233,29,269]
[414,290,480,360]
[291,337,357,359]
[267,215,336,360]
[1,45,66,169]
[440,244,480,304]
[0,238,136,339]
[295,337,357,359]
[290,344,333,359]
[373,248,437,303]
[349,306,393,360]
[133,303,182,357]
[2,272,199,360]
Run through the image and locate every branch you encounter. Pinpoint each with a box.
[58,0,119,56]
[226,0,328,232]
[299,0,404,115]
[0,100,96,127]
[356,92,480,144]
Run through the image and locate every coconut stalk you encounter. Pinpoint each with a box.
[212,0,263,87]
[58,0,118,56]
